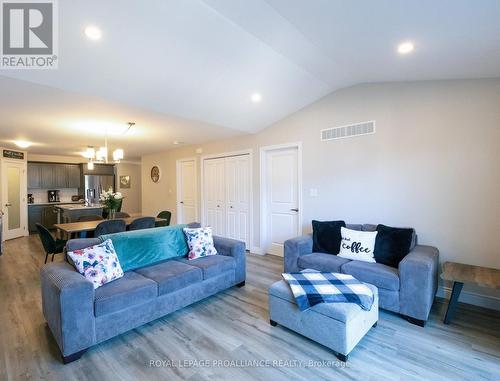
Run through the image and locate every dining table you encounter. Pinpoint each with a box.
[54,216,166,238]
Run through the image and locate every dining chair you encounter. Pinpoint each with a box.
[94,219,126,237]
[129,217,156,231]
[156,211,172,227]
[76,215,103,238]
[114,212,130,218]
[36,223,67,264]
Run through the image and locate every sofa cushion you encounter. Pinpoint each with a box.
[338,227,377,263]
[374,224,415,268]
[135,260,203,296]
[341,260,400,291]
[311,220,346,254]
[175,255,235,280]
[94,271,157,317]
[346,224,363,231]
[298,253,351,273]
[67,239,124,289]
[183,226,218,260]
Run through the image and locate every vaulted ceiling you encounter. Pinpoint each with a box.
[1,0,500,159]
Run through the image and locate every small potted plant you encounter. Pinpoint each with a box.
[100,188,123,219]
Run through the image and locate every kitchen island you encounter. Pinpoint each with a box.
[56,204,104,223]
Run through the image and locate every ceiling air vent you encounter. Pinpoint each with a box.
[321,120,376,141]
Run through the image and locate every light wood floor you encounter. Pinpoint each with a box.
[1,235,499,381]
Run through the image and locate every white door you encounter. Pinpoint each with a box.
[177,158,198,224]
[264,147,300,256]
[1,159,28,240]
[204,158,226,236]
[225,155,250,248]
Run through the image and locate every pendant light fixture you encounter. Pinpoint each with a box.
[84,122,133,169]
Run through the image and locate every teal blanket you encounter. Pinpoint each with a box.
[100,224,188,272]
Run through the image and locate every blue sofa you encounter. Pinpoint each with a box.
[40,225,246,363]
[284,224,439,326]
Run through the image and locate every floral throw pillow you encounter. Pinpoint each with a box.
[67,239,124,289]
[183,227,218,260]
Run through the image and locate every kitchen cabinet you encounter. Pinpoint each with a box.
[54,165,67,188]
[28,205,43,232]
[42,206,59,229]
[27,163,41,188]
[40,164,56,189]
[67,165,80,188]
[28,162,82,189]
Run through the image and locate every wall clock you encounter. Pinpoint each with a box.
[150,165,161,183]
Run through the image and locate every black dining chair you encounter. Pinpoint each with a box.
[94,219,126,237]
[36,223,67,264]
[156,211,172,227]
[77,215,103,238]
[129,217,156,231]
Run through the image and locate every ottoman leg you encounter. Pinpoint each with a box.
[336,353,348,362]
[270,319,278,327]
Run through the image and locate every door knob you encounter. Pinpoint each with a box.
[230,206,234,208]
[217,205,221,208]
[5,203,12,207]
[180,201,184,204]
[290,208,299,212]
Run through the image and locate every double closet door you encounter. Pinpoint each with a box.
[203,154,250,249]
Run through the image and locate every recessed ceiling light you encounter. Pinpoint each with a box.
[14,140,31,148]
[250,93,262,103]
[85,25,102,41]
[397,41,414,55]
[172,141,184,145]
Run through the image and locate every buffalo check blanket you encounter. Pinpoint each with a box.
[282,271,374,311]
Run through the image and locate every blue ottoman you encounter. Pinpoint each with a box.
[268,279,378,361]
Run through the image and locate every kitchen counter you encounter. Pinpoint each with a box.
[28,201,84,206]
[56,204,103,211]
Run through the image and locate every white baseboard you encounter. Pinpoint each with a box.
[437,285,500,311]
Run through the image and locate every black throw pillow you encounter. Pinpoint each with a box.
[374,224,414,268]
[312,220,346,254]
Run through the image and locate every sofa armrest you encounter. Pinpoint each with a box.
[399,245,439,321]
[40,262,96,356]
[284,234,313,272]
[213,236,246,284]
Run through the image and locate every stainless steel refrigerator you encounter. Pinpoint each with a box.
[85,175,115,204]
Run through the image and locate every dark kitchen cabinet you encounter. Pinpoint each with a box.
[55,165,67,188]
[67,165,80,188]
[28,162,82,189]
[40,164,56,189]
[27,163,41,188]
[28,205,43,233]
[42,206,58,229]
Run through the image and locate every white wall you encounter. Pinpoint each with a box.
[142,79,500,306]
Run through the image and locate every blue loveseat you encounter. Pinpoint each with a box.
[284,223,439,326]
[40,224,246,363]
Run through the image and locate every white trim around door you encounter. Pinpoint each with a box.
[1,158,28,240]
[260,142,303,256]
[176,157,199,224]
[200,149,253,251]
